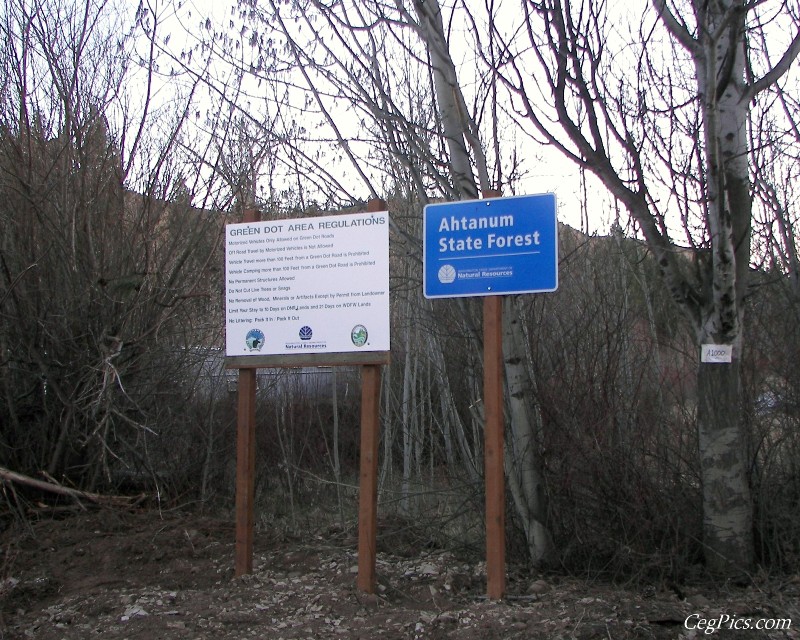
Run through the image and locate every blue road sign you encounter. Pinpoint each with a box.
[423,194,558,298]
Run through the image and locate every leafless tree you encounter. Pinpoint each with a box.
[0,0,226,493]
[163,0,800,576]
[486,0,800,575]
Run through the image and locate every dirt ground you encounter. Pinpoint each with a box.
[1,508,798,639]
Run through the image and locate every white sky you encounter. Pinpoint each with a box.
[140,0,800,243]
[126,0,614,234]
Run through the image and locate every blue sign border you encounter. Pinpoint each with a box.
[423,194,558,298]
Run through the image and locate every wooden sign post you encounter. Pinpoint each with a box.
[355,198,387,593]
[228,200,389,592]
[235,207,261,577]
[481,189,505,600]
[423,189,557,600]
[357,362,382,592]
[483,294,505,599]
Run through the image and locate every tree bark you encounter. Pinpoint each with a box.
[502,296,556,568]
[691,0,754,575]
[400,322,415,514]
[696,359,753,575]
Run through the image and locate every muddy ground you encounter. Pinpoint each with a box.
[1,508,798,639]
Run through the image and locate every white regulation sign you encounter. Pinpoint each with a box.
[225,210,389,357]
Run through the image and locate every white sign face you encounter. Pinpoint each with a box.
[225,211,389,357]
[701,344,733,363]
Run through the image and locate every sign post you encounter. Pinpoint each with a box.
[423,192,557,599]
[234,208,260,578]
[356,198,387,593]
[357,360,382,592]
[483,293,505,599]
[226,200,390,589]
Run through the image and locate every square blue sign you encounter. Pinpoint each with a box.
[423,194,558,298]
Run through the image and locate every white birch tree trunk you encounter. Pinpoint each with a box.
[414,0,556,565]
[689,0,754,575]
[502,296,556,568]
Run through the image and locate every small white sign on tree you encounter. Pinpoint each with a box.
[701,344,733,364]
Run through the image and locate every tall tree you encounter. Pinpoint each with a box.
[413,0,555,566]
[488,0,800,575]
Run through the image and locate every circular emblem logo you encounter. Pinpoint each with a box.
[351,325,368,347]
[245,328,265,352]
[299,326,313,341]
[438,264,456,284]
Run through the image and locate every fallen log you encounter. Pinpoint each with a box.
[0,465,145,508]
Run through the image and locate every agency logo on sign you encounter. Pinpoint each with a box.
[245,328,265,352]
[351,325,368,347]
[299,326,313,341]
[438,264,456,284]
